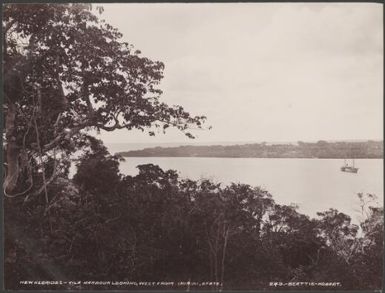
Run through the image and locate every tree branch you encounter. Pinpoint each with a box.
[97,122,131,132]
[3,19,17,54]
[3,19,17,36]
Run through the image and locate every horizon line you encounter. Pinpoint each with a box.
[105,138,383,145]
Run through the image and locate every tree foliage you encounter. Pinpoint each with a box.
[4,146,383,290]
[3,3,206,195]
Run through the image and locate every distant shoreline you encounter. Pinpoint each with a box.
[117,140,383,159]
[119,156,382,159]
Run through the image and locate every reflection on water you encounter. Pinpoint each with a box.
[119,157,383,223]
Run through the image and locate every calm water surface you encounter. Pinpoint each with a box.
[119,157,383,222]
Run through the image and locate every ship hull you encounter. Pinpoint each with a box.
[340,166,358,173]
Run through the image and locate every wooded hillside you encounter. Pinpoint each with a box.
[118,140,383,158]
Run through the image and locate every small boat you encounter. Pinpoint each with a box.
[341,159,358,173]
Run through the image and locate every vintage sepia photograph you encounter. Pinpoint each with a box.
[2,2,383,291]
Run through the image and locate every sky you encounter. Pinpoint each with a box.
[94,3,383,145]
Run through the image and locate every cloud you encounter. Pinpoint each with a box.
[98,3,383,144]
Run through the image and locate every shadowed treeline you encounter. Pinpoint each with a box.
[4,140,383,290]
[117,140,383,158]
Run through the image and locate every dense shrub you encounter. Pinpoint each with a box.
[4,146,383,290]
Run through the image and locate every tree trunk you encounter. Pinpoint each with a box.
[4,103,20,194]
[220,226,229,291]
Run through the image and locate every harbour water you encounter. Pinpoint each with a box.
[118,157,383,223]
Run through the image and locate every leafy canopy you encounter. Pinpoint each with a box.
[3,3,207,194]
[3,3,207,153]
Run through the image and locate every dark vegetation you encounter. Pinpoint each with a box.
[2,3,383,291]
[118,140,383,158]
[4,139,384,290]
[3,3,206,197]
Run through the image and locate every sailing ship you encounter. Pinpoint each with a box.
[340,159,358,173]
